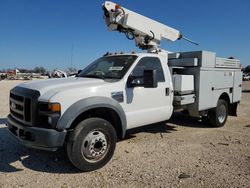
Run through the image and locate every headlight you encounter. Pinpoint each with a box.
[39,102,61,129]
[39,102,61,113]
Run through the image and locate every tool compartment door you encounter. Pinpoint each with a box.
[233,71,242,102]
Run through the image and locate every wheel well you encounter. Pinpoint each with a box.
[219,93,239,116]
[219,93,230,106]
[68,107,123,139]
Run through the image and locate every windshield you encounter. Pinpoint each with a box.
[78,55,137,80]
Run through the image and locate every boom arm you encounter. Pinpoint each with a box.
[103,1,186,50]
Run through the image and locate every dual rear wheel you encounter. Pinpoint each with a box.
[207,99,228,127]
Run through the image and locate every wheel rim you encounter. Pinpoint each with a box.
[218,104,226,123]
[81,130,108,162]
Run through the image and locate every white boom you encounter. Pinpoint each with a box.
[103,1,196,50]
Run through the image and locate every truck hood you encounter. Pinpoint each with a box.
[18,77,107,97]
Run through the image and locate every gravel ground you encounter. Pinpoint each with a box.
[0,80,249,188]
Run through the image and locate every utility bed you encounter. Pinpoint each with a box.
[168,51,242,116]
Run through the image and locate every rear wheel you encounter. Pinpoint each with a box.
[67,118,117,172]
[208,99,228,127]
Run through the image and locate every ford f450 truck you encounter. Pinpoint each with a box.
[6,2,242,171]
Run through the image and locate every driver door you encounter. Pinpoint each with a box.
[124,57,173,129]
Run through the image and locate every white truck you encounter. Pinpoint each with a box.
[7,1,242,171]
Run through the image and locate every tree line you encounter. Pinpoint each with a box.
[0,67,77,74]
[0,67,46,74]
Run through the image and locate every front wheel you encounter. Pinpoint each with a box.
[208,99,228,127]
[67,118,117,172]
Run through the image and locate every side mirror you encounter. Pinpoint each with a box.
[76,70,82,77]
[127,69,158,88]
[127,76,142,88]
[143,69,158,88]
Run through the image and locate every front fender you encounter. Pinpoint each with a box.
[56,96,127,137]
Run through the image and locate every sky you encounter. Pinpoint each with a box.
[0,0,250,70]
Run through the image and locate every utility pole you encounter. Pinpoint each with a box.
[70,44,74,68]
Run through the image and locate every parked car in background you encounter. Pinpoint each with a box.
[243,73,250,81]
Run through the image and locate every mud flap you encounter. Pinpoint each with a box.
[229,102,238,116]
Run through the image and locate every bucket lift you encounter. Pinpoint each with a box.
[103,1,198,51]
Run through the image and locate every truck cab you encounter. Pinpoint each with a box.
[7,52,174,170]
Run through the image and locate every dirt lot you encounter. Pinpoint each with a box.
[0,80,249,188]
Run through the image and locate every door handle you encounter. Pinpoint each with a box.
[165,88,169,96]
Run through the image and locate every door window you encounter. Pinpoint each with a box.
[131,57,165,82]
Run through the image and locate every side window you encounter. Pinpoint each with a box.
[131,57,165,82]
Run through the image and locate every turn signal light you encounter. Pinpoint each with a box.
[48,103,61,112]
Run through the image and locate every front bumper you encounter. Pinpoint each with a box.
[7,115,67,151]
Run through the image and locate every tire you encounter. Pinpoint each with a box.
[201,116,209,124]
[67,118,117,172]
[208,99,228,127]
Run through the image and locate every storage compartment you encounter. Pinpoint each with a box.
[173,75,194,95]
[174,94,195,106]
[216,58,241,68]
[169,51,216,68]
[168,58,198,67]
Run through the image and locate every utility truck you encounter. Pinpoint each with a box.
[7,1,242,171]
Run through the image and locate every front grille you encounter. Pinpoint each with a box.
[10,93,31,123]
[10,108,24,120]
[9,87,40,126]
